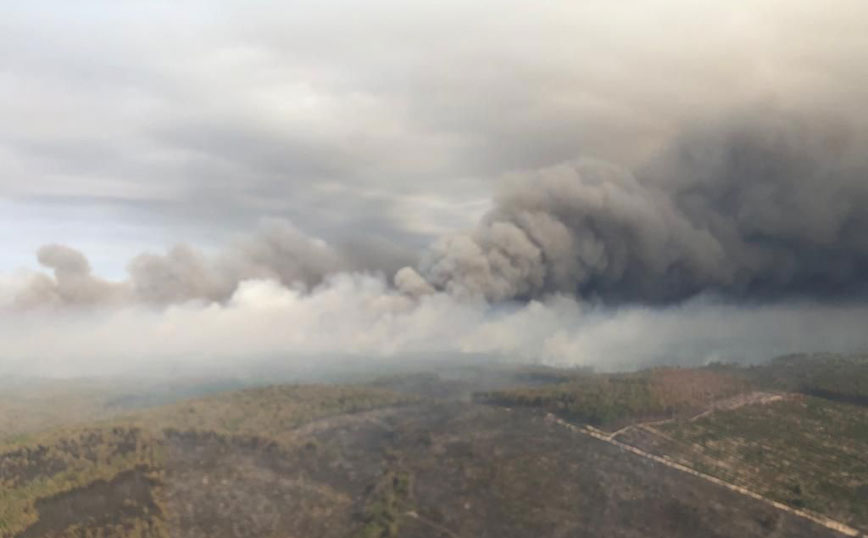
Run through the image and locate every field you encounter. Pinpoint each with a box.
[745,353,868,404]
[0,385,416,537]
[0,355,866,537]
[476,367,751,428]
[652,396,868,530]
[475,356,868,534]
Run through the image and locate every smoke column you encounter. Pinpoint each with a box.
[400,111,868,304]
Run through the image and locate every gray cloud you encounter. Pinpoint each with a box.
[13,219,349,308]
[4,0,868,275]
[403,110,868,303]
[3,1,868,376]
[13,244,126,308]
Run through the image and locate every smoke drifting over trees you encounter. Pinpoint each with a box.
[401,112,868,303]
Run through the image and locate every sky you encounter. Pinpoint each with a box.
[2,0,868,375]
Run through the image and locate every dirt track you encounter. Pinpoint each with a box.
[549,414,864,538]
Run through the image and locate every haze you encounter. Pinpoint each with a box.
[3,0,868,377]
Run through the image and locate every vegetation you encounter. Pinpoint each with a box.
[126,384,417,443]
[475,357,868,532]
[746,353,868,404]
[3,355,867,537]
[657,396,868,531]
[0,427,162,536]
[356,469,413,538]
[476,367,750,428]
[0,384,416,538]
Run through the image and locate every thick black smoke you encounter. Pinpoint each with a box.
[399,111,868,303]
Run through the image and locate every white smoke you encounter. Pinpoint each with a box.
[1,270,867,377]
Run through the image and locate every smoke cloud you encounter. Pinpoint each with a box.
[14,244,126,308]
[401,111,868,303]
[4,1,868,380]
[4,110,868,375]
[2,275,867,378]
[11,219,347,309]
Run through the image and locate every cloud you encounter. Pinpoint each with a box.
[13,219,347,308]
[404,110,868,303]
[3,1,868,377]
[14,244,126,308]
[6,106,868,375]
[4,0,868,274]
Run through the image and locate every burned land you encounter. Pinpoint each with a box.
[1,354,866,538]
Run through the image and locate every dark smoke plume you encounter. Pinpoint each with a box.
[400,111,868,303]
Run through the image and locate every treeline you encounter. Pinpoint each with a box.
[0,427,160,537]
[475,368,749,428]
[747,353,868,405]
[0,384,417,537]
[137,384,418,443]
[476,354,868,430]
